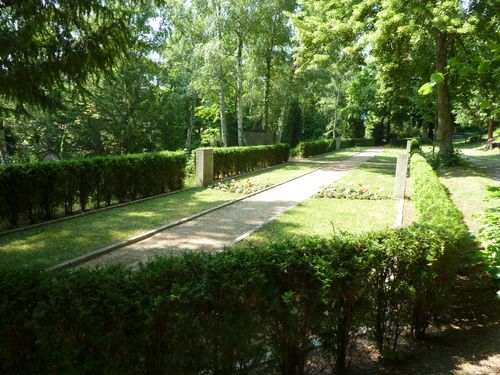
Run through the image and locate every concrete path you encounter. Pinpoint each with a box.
[80,148,382,268]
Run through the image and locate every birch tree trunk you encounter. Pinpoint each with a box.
[236,31,244,146]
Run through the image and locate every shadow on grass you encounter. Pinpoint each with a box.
[0,188,239,271]
[356,164,396,176]
[365,155,397,164]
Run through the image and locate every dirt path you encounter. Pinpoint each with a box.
[79,149,383,268]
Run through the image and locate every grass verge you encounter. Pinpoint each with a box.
[0,162,322,271]
[235,148,398,247]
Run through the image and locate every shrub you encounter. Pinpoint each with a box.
[408,154,470,335]
[212,144,289,179]
[0,151,186,228]
[296,139,333,158]
[341,138,375,148]
[389,139,407,148]
[209,179,270,195]
[478,186,500,287]
[295,138,375,158]
[314,182,387,200]
[0,228,466,374]
[410,138,421,153]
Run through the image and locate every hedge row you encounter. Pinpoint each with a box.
[296,138,375,158]
[0,227,455,375]
[0,151,186,228]
[340,137,375,148]
[0,154,468,374]
[410,153,469,251]
[213,144,289,179]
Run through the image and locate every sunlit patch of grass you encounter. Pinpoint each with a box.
[309,147,363,161]
[237,199,398,248]
[235,150,398,247]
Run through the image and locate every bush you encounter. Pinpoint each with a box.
[212,144,289,179]
[389,139,407,148]
[314,182,387,200]
[410,153,468,250]
[296,139,333,158]
[0,226,466,374]
[410,138,421,153]
[0,151,186,228]
[295,138,375,158]
[341,138,375,148]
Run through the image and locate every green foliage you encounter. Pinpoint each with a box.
[296,139,333,158]
[427,149,465,168]
[0,0,132,108]
[0,151,186,228]
[410,154,469,252]
[341,138,375,148]
[296,138,375,158]
[0,224,465,374]
[213,144,289,179]
[410,138,421,153]
[314,182,387,200]
[210,179,270,195]
[478,186,500,287]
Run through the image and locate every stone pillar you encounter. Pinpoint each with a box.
[196,148,213,187]
[335,137,341,151]
[406,139,412,154]
[393,153,409,199]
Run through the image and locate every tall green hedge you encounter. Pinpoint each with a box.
[213,144,289,179]
[296,138,375,158]
[0,151,186,228]
[0,228,455,374]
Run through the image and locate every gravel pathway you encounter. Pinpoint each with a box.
[80,148,383,268]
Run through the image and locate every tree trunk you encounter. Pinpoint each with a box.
[486,118,494,150]
[435,32,454,158]
[236,31,244,146]
[186,102,195,152]
[0,120,9,164]
[216,1,228,147]
[263,31,274,131]
[219,88,228,146]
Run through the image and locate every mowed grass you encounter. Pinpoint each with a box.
[0,161,322,271]
[236,199,398,248]
[309,147,363,161]
[439,165,499,233]
[235,148,398,247]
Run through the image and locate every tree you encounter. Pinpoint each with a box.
[0,0,133,163]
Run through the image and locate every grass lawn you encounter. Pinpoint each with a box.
[236,199,398,248]
[234,148,398,247]
[438,164,499,234]
[0,161,323,271]
[309,147,363,161]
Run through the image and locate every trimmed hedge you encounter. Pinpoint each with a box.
[296,139,333,158]
[0,153,469,374]
[212,144,289,179]
[296,138,375,158]
[410,153,469,250]
[0,228,455,374]
[0,151,186,228]
[340,137,375,148]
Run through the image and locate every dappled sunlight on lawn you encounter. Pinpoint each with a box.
[0,189,240,270]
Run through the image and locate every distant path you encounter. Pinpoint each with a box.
[79,148,383,268]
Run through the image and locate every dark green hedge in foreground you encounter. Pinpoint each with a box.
[213,144,289,179]
[0,154,469,374]
[0,227,454,375]
[0,151,186,228]
[296,138,375,158]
